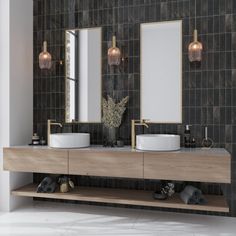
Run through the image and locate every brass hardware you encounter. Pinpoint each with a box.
[112,35,116,48]
[47,119,63,146]
[131,119,149,149]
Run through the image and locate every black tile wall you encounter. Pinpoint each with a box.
[33,0,236,216]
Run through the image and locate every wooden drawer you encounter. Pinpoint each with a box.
[144,151,231,183]
[3,148,68,174]
[69,151,143,179]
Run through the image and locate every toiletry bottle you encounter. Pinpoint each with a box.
[184,125,191,148]
[190,137,196,148]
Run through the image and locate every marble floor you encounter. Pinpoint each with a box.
[0,202,235,236]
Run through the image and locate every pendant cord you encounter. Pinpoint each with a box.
[44,0,46,38]
[112,5,115,38]
[194,0,196,29]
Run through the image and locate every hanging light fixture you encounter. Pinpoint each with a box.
[188,0,203,62]
[39,41,52,69]
[108,35,121,66]
[39,0,52,69]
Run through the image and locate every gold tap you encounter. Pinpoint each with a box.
[131,119,149,149]
[47,119,63,146]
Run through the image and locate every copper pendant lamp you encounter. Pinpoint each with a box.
[108,35,121,66]
[188,0,203,62]
[39,0,52,69]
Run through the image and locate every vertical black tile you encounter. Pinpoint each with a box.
[33,0,235,216]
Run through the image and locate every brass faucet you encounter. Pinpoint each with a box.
[47,119,63,146]
[131,119,149,149]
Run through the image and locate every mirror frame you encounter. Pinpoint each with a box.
[140,20,183,124]
[64,27,103,124]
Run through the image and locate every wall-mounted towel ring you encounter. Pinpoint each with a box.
[201,127,214,149]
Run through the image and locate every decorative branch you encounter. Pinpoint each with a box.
[102,96,129,128]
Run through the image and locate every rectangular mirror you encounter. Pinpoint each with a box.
[140,20,182,123]
[65,27,102,123]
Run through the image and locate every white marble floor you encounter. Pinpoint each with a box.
[0,202,235,236]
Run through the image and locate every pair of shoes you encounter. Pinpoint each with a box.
[37,177,57,193]
[153,191,168,200]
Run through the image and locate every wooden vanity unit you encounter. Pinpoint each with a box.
[4,147,68,174]
[3,146,231,213]
[69,150,143,178]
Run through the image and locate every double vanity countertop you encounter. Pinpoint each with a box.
[6,145,231,157]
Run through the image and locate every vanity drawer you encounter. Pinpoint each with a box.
[144,152,231,183]
[3,148,68,174]
[69,151,143,179]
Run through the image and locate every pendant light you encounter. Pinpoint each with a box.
[39,0,52,69]
[108,35,121,66]
[108,5,121,66]
[188,0,203,62]
[39,41,52,69]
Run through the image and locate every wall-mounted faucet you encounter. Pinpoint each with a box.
[131,119,149,149]
[47,119,63,146]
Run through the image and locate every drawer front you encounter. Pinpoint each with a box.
[69,151,143,179]
[3,148,68,174]
[144,153,231,183]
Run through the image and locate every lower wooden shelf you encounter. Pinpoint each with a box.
[12,184,229,213]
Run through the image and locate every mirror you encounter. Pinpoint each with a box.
[65,27,102,123]
[140,21,182,123]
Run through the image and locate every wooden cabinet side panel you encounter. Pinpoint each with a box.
[144,153,231,183]
[3,148,68,174]
[69,151,143,179]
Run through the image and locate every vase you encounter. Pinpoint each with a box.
[105,127,117,147]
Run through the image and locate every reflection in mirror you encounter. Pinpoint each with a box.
[141,21,182,123]
[65,27,102,123]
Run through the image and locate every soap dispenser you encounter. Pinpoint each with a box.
[184,125,191,148]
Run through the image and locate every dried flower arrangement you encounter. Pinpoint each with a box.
[102,96,129,128]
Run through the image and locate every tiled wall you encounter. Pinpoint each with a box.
[33,0,236,216]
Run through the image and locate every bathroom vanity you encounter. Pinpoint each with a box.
[3,146,231,213]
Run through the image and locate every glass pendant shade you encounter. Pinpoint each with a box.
[108,36,121,66]
[39,41,52,69]
[188,30,203,62]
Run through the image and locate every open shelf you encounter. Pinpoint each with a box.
[12,184,229,213]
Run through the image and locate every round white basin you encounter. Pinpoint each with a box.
[136,134,180,151]
[50,133,90,149]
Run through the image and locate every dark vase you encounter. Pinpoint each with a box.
[104,126,117,147]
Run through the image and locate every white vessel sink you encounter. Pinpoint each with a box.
[136,134,180,151]
[49,133,90,149]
